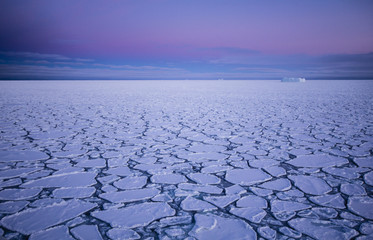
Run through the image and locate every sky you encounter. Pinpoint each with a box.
[0,0,373,80]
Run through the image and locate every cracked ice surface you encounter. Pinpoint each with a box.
[0,80,372,239]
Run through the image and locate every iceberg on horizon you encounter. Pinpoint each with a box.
[281,77,306,82]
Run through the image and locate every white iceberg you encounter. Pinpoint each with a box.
[281,77,306,82]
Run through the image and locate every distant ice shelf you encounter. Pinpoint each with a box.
[281,77,306,82]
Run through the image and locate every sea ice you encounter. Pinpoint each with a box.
[347,196,373,220]
[225,184,246,195]
[313,207,338,219]
[53,149,86,158]
[151,173,187,184]
[71,224,103,240]
[159,215,192,227]
[264,166,286,177]
[340,183,367,195]
[0,188,41,200]
[92,202,175,228]
[249,159,279,168]
[287,154,348,168]
[0,178,22,188]
[0,168,41,180]
[288,175,331,195]
[236,195,267,208]
[323,167,361,179]
[0,201,29,214]
[105,166,133,176]
[364,171,373,186]
[187,173,220,184]
[203,195,240,208]
[52,187,96,198]
[230,207,267,223]
[0,151,49,162]
[113,176,148,189]
[188,143,226,153]
[279,226,302,238]
[99,188,159,203]
[178,183,222,194]
[180,196,217,211]
[250,187,273,196]
[0,80,372,239]
[1,199,96,234]
[29,226,74,240]
[200,164,232,174]
[258,178,292,191]
[310,194,345,209]
[288,218,358,240]
[225,169,272,186]
[106,228,141,240]
[22,172,97,188]
[76,159,106,168]
[270,200,311,213]
[189,213,257,239]
[258,226,277,239]
[360,222,373,235]
[341,212,363,221]
[353,158,373,168]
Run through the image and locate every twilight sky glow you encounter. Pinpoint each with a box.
[1,0,373,80]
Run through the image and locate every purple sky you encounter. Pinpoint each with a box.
[1,0,373,79]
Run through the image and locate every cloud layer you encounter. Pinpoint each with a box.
[0,1,372,80]
[1,51,372,80]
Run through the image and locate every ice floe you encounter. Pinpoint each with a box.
[287,154,348,168]
[113,176,148,189]
[99,188,159,203]
[52,187,96,198]
[29,226,74,240]
[288,175,331,195]
[151,173,187,184]
[22,172,97,188]
[310,194,345,209]
[0,151,49,162]
[258,178,292,191]
[230,207,267,223]
[71,224,103,240]
[271,200,311,213]
[225,169,272,186]
[236,195,267,208]
[187,173,220,184]
[92,202,175,228]
[189,213,257,239]
[106,228,141,240]
[1,199,96,234]
[203,194,240,208]
[0,168,41,180]
[180,196,216,211]
[0,201,29,214]
[0,188,41,200]
[348,196,373,220]
[289,218,358,240]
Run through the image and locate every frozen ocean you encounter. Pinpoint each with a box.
[0,80,372,240]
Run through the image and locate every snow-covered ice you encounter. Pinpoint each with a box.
[99,188,160,203]
[288,175,332,195]
[189,213,257,239]
[288,218,358,240]
[91,202,175,228]
[225,168,272,185]
[0,80,372,239]
[71,224,103,240]
[1,199,96,234]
